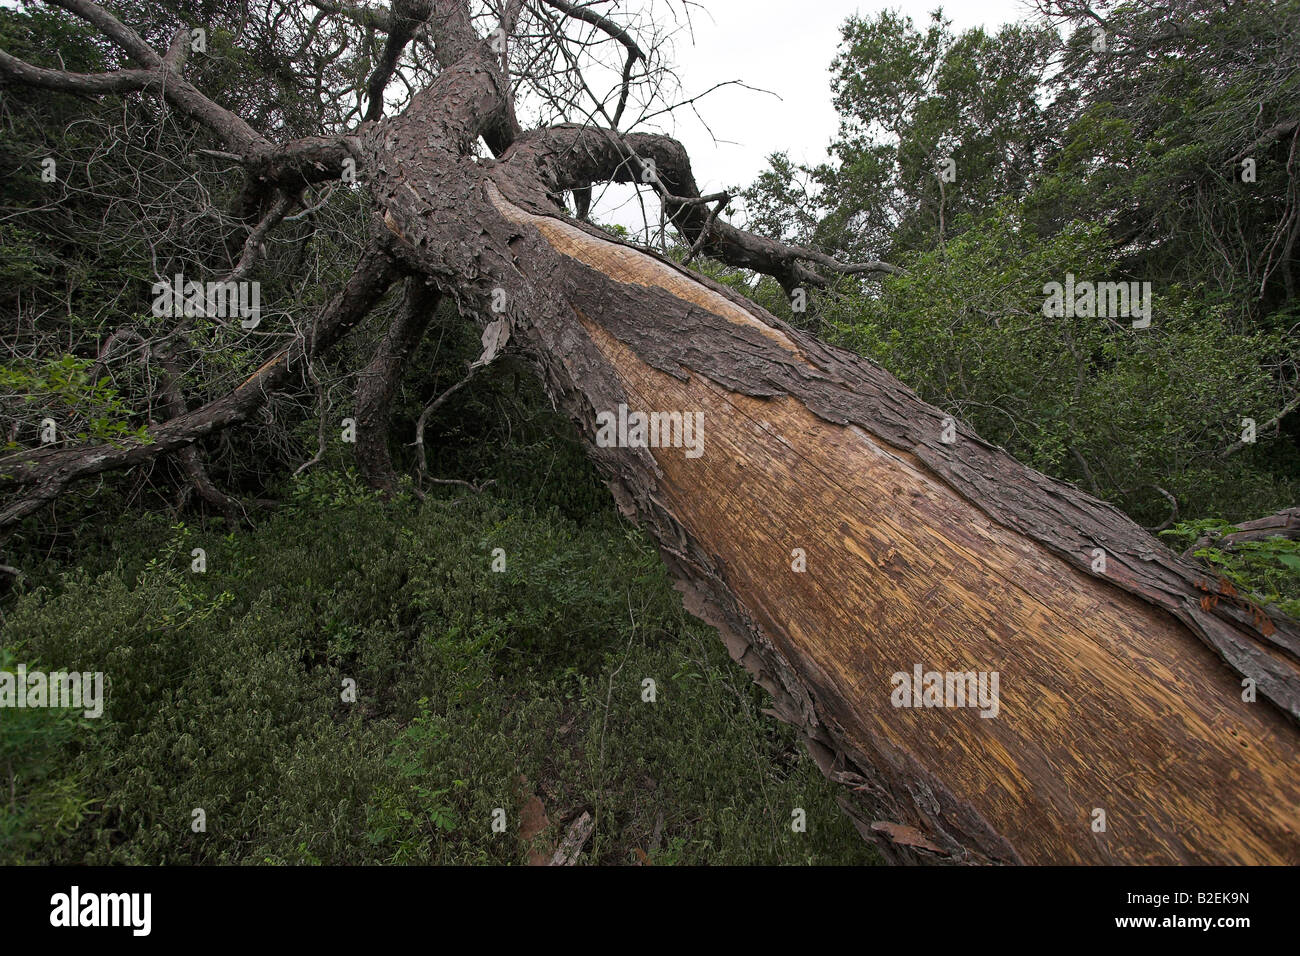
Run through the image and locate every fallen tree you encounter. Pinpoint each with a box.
[2,0,1298,864]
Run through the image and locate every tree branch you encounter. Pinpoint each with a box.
[363,0,435,122]
[498,123,904,291]
[539,0,644,126]
[356,278,439,495]
[0,239,401,530]
[1221,393,1300,458]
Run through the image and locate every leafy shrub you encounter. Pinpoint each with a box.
[0,646,96,862]
[1160,520,1300,620]
[2,472,876,865]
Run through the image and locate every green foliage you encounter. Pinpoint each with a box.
[741,10,1056,262]
[3,472,877,865]
[5,0,1300,870]
[739,3,1300,531]
[745,1,1300,319]
[815,203,1300,524]
[1160,521,1300,620]
[0,353,151,451]
[0,647,97,862]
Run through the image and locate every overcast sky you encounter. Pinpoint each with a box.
[592,0,1036,230]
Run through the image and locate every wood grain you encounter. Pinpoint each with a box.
[488,185,1300,863]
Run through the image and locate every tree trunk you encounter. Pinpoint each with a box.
[4,0,1298,865]
[471,184,1300,865]
[341,54,1300,863]
[355,278,439,495]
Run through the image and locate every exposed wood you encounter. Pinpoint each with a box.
[433,179,1300,865]
[344,47,1300,859]
[5,0,1299,866]
[549,812,595,866]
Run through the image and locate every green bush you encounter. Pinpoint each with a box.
[2,473,876,865]
[819,204,1300,525]
[0,646,97,862]
[1160,520,1300,621]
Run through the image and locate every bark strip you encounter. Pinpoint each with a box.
[466,180,1300,864]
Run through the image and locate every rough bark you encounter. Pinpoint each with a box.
[337,42,1300,863]
[5,0,1299,865]
[338,43,1300,861]
[355,278,439,495]
[483,186,1300,865]
[501,124,904,290]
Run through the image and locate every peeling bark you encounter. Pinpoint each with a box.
[5,0,1299,865]
[469,184,1300,865]
[501,124,903,290]
[334,44,1300,861]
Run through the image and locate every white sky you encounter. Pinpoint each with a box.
[591,0,1036,231]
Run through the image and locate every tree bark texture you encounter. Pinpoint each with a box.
[361,64,1300,864]
[3,0,1298,865]
[355,278,440,495]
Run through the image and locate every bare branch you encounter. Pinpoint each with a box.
[539,0,644,125]
[0,239,401,530]
[363,0,435,122]
[0,48,156,93]
[39,0,266,152]
[1221,393,1300,458]
[498,123,904,290]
